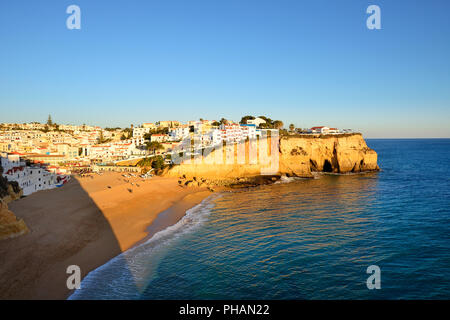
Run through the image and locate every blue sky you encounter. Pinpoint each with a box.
[1,0,449,138]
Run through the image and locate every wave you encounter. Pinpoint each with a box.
[275,175,309,184]
[68,194,220,300]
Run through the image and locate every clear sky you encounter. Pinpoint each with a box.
[1,0,449,138]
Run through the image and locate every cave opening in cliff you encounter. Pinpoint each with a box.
[323,160,333,172]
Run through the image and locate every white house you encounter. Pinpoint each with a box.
[133,127,151,138]
[219,124,243,143]
[308,126,340,134]
[247,117,266,127]
[169,126,190,140]
[208,129,223,145]
[150,134,169,142]
[1,152,62,196]
[239,124,259,140]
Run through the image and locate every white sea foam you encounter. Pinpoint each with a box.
[275,175,307,184]
[68,194,220,300]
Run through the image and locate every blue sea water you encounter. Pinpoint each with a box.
[69,139,450,299]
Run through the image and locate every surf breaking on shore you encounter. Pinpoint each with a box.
[0,172,214,299]
[69,194,219,299]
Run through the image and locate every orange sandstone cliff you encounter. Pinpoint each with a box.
[0,199,29,241]
[279,133,379,177]
[165,133,379,183]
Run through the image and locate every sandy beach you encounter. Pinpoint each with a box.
[0,172,213,299]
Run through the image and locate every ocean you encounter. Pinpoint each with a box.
[69,139,450,299]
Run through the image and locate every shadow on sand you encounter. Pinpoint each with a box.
[0,177,139,299]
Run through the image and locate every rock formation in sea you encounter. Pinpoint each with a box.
[165,133,379,187]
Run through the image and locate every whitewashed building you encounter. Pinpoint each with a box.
[133,127,151,138]
[169,126,190,140]
[1,152,63,196]
[246,117,266,127]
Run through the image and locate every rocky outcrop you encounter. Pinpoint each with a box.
[279,133,379,177]
[0,199,29,240]
[1,175,22,203]
[0,164,28,240]
[165,133,379,185]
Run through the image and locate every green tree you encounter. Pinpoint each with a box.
[143,132,152,140]
[273,120,284,129]
[289,124,295,132]
[137,157,153,167]
[146,141,164,154]
[256,116,275,128]
[122,127,133,138]
[211,121,220,126]
[47,115,53,126]
[151,155,165,170]
[97,131,111,144]
[219,118,229,125]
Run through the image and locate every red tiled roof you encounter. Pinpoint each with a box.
[5,166,25,175]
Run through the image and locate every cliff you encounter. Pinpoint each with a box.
[279,133,379,177]
[0,199,29,240]
[0,165,29,240]
[165,133,379,185]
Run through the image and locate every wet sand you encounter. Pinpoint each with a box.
[0,172,212,299]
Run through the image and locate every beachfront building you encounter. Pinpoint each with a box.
[21,154,67,166]
[1,152,66,196]
[82,138,144,161]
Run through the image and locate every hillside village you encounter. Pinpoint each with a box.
[0,115,352,198]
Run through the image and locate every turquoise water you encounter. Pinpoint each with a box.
[69,139,450,299]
